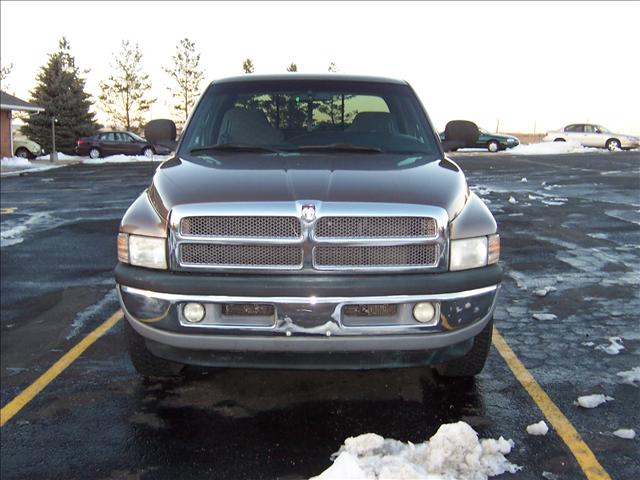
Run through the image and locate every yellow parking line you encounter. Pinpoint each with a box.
[493,328,611,480]
[0,310,123,427]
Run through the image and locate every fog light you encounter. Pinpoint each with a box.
[183,303,206,323]
[413,302,437,324]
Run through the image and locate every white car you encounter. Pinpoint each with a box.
[543,124,639,151]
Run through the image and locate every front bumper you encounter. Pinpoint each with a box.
[116,263,501,368]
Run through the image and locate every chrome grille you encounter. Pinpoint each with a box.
[181,216,301,238]
[181,244,303,268]
[314,244,439,268]
[315,216,436,238]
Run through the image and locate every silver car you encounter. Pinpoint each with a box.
[543,124,639,151]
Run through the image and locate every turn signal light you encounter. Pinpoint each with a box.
[488,234,500,264]
[117,233,129,263]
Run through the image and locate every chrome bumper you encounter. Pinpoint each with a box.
[117,283,499,352]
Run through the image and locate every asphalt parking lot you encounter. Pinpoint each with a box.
[1,152,638,480]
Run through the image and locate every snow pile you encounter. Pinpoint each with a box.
[505,141,599,156]
[35,152,80,161]
[612,429,636,440]
[534,287,556,297]
[508,196,518,204]
[1,157,32,168]
[83,154,170,164]
[616,367,640,386]
[595,337,624,355]
[574,394,614,409]
[533,313,557,321]
[526,421,549,436]
[311,422,521,480]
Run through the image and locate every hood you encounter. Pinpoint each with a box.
[150,153,469,220]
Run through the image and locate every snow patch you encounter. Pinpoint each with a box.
[616,367,640,386]
[1,212,57,248]
[612,429,636,440]
[574,394,614,408]
[533,313,557,321]
[83,154,170,164]
[595,337,624,355]
[66,290,118,339]
[1,157,32,167]
[520,177,528,183]
[311,421,521,480]
[526,421,549,436]
[534,287,556,297]
[35,152,80,161]
[506,141,600,155]
[508,196,518,204]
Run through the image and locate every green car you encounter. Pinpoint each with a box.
[440,127,519,152]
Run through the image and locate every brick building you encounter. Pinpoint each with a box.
[1,91,44,158]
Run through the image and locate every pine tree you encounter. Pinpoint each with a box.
[22,38,99,153]
[163,38,205,124]
[242,58,255,74]
[99,40,155,133]
[328,62,338,73]
[286,63,298,72]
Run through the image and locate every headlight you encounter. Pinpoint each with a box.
[507,138,516,143]
[117,233,167,269]
[450,234,500,271]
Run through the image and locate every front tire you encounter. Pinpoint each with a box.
[606,138,621,151]
[554,138,566,142]
[142,147,154,158]
[89,147,101,159]
[124,319,183,379]
[487,140,500,152]
[435,318,493,378]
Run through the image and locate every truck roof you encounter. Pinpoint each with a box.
[211,73,408,86]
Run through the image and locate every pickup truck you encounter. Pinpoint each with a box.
[115,74,501,379]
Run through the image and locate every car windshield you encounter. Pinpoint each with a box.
[129,132,145,142]
[179,79,440,157]
[479,127,490,134]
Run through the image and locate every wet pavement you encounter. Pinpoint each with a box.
[1,153,639,479]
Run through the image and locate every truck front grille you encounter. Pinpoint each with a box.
[314,244,439,268]
[315,216,436,238]
[180,244,303,268]
[181,216,301,238]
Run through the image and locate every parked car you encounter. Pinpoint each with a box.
[439,127,519,152]
[75,131,173,158]
[543,124,640,151]
[116,74,501,380]
[12,127,44,159]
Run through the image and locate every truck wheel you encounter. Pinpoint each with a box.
[435,318,493,378]
[124,319,183,378]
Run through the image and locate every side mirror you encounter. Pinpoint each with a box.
[144,119,177,150]
[442,120,480,152]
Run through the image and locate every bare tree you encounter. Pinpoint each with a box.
[99,40,155,132]
[164,38,205,124]
[286,62,298,72]
[242,58,255,74]
[0,62,13,88]
[328,62,338,73]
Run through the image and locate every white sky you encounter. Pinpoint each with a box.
[1,0,639,134]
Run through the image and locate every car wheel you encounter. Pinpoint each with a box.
[124,319,184,379]
[606,138,621,151]
[89,147,101,159]
[142,147,154,158]
[434,317,493,378]
[554,138,566,142]
[15,147,32,159]
[487,140,500,152]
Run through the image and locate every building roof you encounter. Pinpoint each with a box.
[212,73,408,86]
[0,91,44,112]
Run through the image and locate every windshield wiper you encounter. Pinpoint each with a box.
[289,143,383,153]
[189,144,281,154]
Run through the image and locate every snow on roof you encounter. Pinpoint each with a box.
[0,91,44,112]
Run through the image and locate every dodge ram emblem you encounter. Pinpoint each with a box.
[301,204,316,222]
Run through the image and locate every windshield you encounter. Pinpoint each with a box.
[179,80,440,157]
[129,132,145,142]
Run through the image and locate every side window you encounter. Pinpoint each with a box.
[104,133,116,141]
[565,125,583,133]
[584,125,594,133]
[117,133,131,142]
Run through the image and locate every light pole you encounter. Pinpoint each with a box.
[50,117,58,162]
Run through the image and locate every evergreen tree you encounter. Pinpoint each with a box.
[328,62,338,73]
[163,38,205,124]
[1,62,13,89]
[22,38,99,153]
[99,40,155,133]
[242,58,255,74]
[286,63,298,72]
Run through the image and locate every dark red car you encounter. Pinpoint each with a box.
[75,131,172,159]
